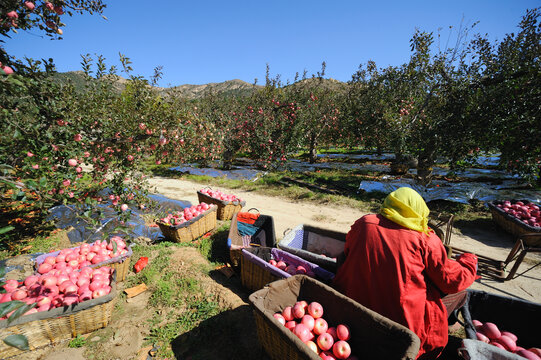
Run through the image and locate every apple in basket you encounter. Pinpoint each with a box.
[317,332,334,351]
[333,340,352,359]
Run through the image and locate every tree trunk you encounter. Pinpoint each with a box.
[417,148,436,186]
[221,149,234,170]
[309,134,318,164]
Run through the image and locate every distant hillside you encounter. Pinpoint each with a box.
[162,79,262,100]
[51,71,347,99]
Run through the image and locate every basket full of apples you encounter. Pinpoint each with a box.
[460,289,541,359]
[0,267,117,358]
[249,275,421,360]
[156,202,217,242]
[34,236,132,282]
[197,187,246,220]
[488,200,541,241]
[240,247,334,292]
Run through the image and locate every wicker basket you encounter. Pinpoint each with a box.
[487,201,541,242]
[241,248,334,292]
[157,206,217,242]
[249,275,421,360]
[34,245,133,282]
[197,190,246,220]
[0,273,117,358]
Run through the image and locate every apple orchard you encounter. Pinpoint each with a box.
[1,3,540,247]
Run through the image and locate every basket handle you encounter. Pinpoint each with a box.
[247,208,260,213]
[283,227,292,236]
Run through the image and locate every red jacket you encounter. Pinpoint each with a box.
[333,214,477,359]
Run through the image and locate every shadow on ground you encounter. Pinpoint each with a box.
[171,305,270,360]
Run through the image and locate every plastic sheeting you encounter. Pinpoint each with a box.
[46,192,192,244]
[359,178,541,204]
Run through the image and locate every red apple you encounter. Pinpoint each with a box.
[314,318,329,335]
[273,313,286,325]
[336,324,351,341]
[305,340,319,354]
[301,314,315,331]
[92,288,108,299]
[296,265,308,275]
[38,263,52,274]
[293,303,306,319]
[276,261,287,270]
[285,320,296,332]
[11,289,28,301]
[327,327,338,342]
[269,259,277,266]
[333,340,352,359]
[317,332,335,351]
[293,323,313,343]
[3,279,19,292]
[308,301,324,319]
[24,275,39,288]
[41,275,57,287]
[282,306,294,321]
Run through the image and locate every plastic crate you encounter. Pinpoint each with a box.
[460,289,541,349]
[249,275,420,360]
[240,247,334,292]
[278,224,346,273]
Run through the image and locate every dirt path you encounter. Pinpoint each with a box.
[148,176,541,303]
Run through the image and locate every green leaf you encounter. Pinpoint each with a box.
[0,266,5,278]
[25,180,37,190]
[0,301,25,318]
[7,303,36,324]
[3,334,30,350]
[39,177,47,187]
[0,226,15,235]
[112,240,117,254]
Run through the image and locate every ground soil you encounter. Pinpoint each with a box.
[6,176,541,360]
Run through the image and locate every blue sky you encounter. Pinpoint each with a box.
[5,0,539,87]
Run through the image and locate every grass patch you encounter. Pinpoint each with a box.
[68,334,87,348]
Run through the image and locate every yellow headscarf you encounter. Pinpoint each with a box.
[380,187,430,234]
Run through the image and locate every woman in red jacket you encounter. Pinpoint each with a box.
[333,187,478,359]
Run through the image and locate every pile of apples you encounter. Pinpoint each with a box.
[199,188,243,203]
[36,236,128,273]
[473,319,541,359]
[158,203,214,225]
[273,300,356,359]
[495,200,541,228]
[0,266,114,318]
[269,259,315,277]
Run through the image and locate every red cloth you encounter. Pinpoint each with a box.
[236,212,260,225]
[333,214,477,359]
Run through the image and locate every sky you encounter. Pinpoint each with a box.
[5,0,539,87]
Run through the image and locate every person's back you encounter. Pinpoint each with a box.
[333,188,477,359]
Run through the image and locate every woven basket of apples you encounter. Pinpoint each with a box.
[34,236,132,282]
[197,188,246,220]
[461,289,541,359]
[488,200,541,241]
[249,275,421,360]
[240,247,334,292]
[0,267,117,358]
[156,202,217,242]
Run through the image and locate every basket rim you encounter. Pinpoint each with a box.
[197,190,246,207]
[155,205,217,229]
